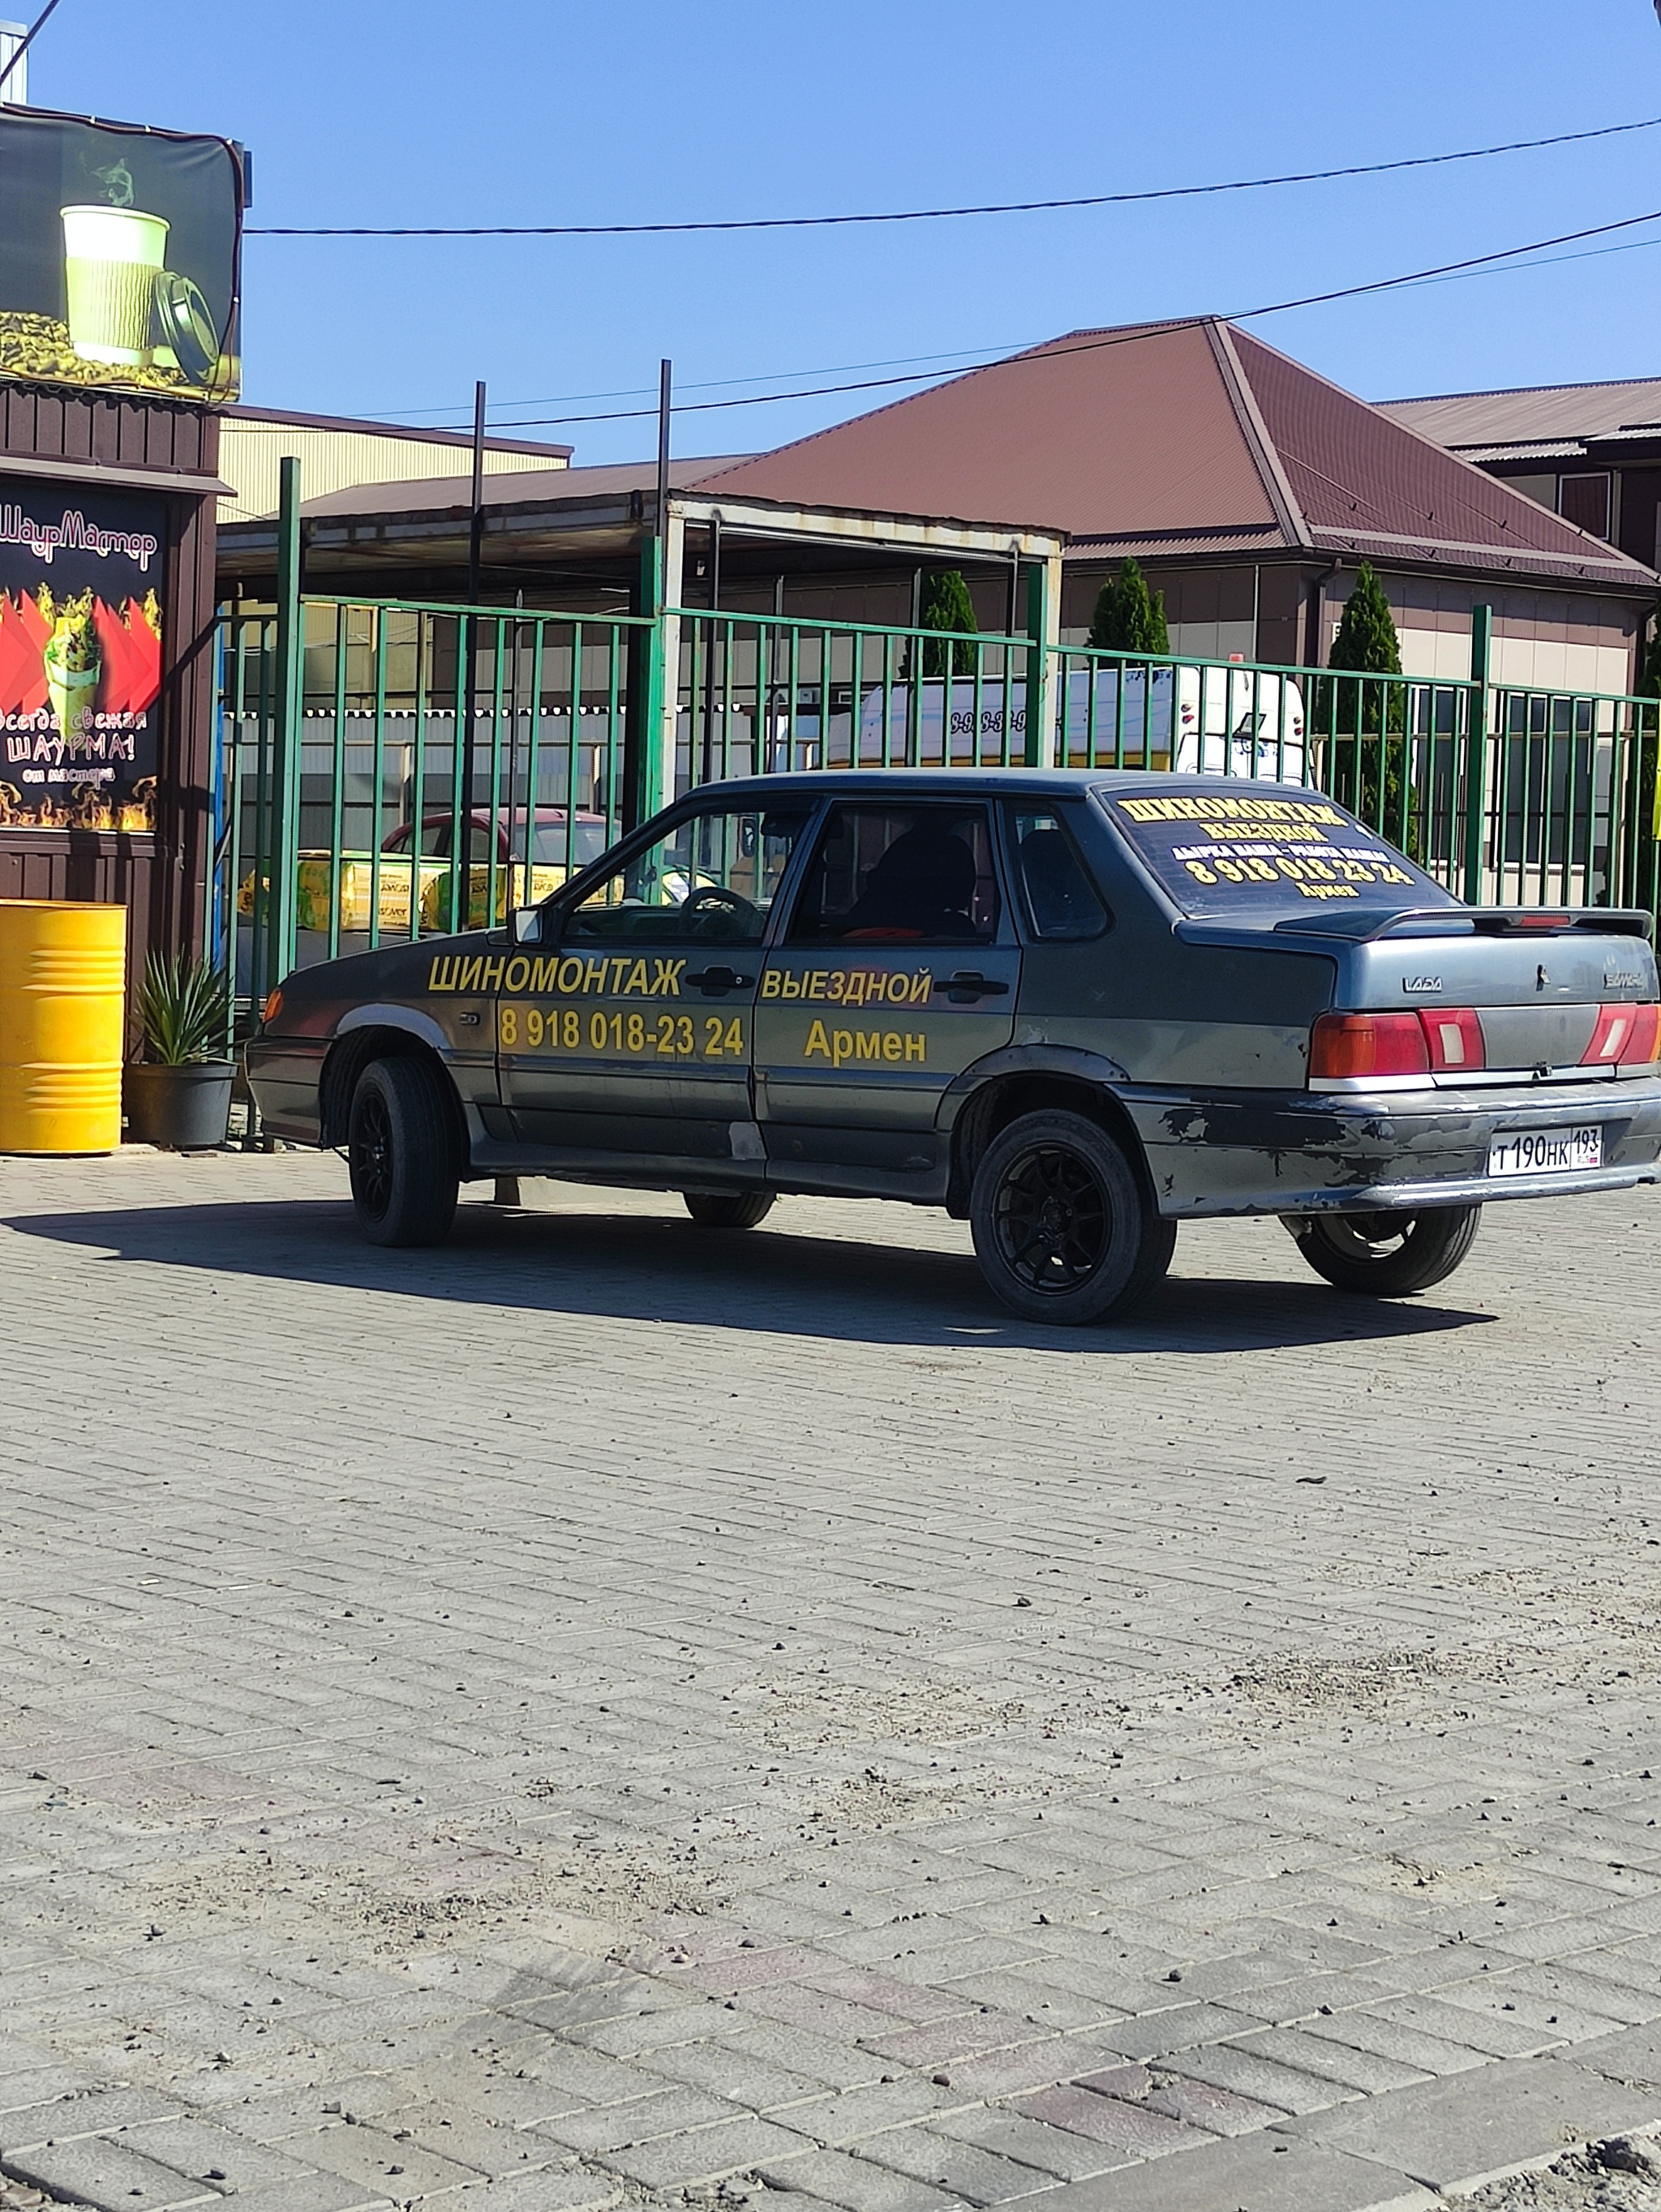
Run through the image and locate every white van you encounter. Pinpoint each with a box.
[850,664,1307,783]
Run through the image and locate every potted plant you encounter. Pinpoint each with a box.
[123,952,235,1149]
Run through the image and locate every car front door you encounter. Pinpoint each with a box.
[754,799,1020,1188]
[500,798,811,1173]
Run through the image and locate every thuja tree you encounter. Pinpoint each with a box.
[1086,558,1170,654]
[1315,564,1416,848]
[913,569,979,677]
[1631,601,1661,912]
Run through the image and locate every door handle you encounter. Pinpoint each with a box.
[938,971,1010,1002]
[685,967,753,992]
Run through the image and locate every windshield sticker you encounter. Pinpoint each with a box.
[1108,792,1453,918]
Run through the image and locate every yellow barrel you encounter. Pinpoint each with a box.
[0,900,127,1153]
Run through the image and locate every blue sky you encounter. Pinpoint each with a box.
[25,0,1661,463]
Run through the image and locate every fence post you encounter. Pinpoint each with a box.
[1024,553,1062,767]
[624,532,663,830]
[264,457,303,995]
[1462,602,1492,905]
[657,508,685,805]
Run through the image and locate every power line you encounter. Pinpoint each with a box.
[245,114,1661,238]
[223,207,1661,441]
[449,208,1661,431]
[0,0,64,99]
[341,341,1041,429]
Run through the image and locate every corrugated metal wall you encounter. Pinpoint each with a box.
[217,421,569,523]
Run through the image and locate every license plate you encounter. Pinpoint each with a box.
[1487,1126,1603,1177]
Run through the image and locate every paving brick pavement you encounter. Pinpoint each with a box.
[2,1151,1661,2211]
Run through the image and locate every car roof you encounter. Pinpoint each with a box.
[678,768,1317,804]
[418,804,603,820]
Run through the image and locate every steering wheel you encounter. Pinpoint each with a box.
[686,883,757,918]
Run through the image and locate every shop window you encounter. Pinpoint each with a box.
[1559,473,1612,540]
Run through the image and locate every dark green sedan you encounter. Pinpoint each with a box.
[246,770,1661,1323]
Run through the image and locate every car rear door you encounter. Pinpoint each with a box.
[754,799,1019,1185]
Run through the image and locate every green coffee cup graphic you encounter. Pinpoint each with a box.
[61,204,169,366]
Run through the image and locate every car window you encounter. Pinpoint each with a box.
[1008,807,1109,941]
[1097,785,1457,920]
[532,817,607,867]
[564,804,809,942]
[789,804,1000,945]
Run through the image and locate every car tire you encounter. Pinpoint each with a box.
[684,1191,775,1230]
[1285,1206,1481,1296]
[348,1057,459,1247]
[970,1108,1174,1325]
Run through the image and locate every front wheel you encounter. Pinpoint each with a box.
[970,1109,1174,1325]
[684,1191,775,1230]
[348,1057,459,1247]
[1285,1205,1480,1296]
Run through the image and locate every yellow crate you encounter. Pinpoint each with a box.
[418,860,573,933]
[238,853,448,936]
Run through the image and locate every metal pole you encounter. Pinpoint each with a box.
[461,379,486,889]
[656,358,672,538]
[266,456,303,995]
[468,379,487,601]
[1463,603,1493,905]
[702,511,721,786]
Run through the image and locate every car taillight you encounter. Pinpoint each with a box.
[1419,1007,1485,1073]
[1584,1001,1661,1066]
[1309,1012,1430,1080]
[263,987,284,1027]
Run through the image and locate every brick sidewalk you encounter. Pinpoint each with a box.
[2,1151,1660,2212]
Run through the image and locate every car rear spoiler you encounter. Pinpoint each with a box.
[1268,906,1655,943]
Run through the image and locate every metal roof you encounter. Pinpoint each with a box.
[281,456,756,521]
[693,320,1655,589]
[1377,376,1661,456]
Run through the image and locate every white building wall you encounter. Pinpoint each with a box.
[217,422,568,523]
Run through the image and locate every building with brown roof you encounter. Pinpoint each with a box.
[218,319,1657,694]
[1379,375,1661,591]
[697,319,1657,693]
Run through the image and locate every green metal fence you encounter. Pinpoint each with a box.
[215,596,648,1021]
[670,607,1043,782]
[210,586,1661,1035]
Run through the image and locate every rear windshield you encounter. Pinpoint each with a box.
[1097,786,1457,920]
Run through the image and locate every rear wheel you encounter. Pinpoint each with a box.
[348,1057,458,1247]
[970,1108,1174,1325]
[683,1190,775,1230]
[1285,1205,1480,1296]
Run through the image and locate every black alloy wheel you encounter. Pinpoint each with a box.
[995,1142,1110,1296]
[350,1082,395,1223]
[1285,1205,1481,1296]
[347,1056,459,1248]
[970,1108,1174,1325]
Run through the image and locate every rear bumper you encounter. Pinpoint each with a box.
[1123,1075,1661,1219]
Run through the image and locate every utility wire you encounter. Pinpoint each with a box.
[0,0,64,99]
[225,208,1661,439]
[446,207,1661,431]
[247,114,1661,238]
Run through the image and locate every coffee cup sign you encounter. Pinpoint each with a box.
[60,205,170,367]
[60,205,220,379]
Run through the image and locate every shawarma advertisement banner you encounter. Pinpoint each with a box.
[0,479,165,830]
[0,107,242,403]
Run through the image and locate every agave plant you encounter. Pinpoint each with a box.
[139,951,230,1065]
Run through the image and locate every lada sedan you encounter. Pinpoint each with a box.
[245,770,1661,1323]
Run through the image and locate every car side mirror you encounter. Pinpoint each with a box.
[510,907,543,945]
